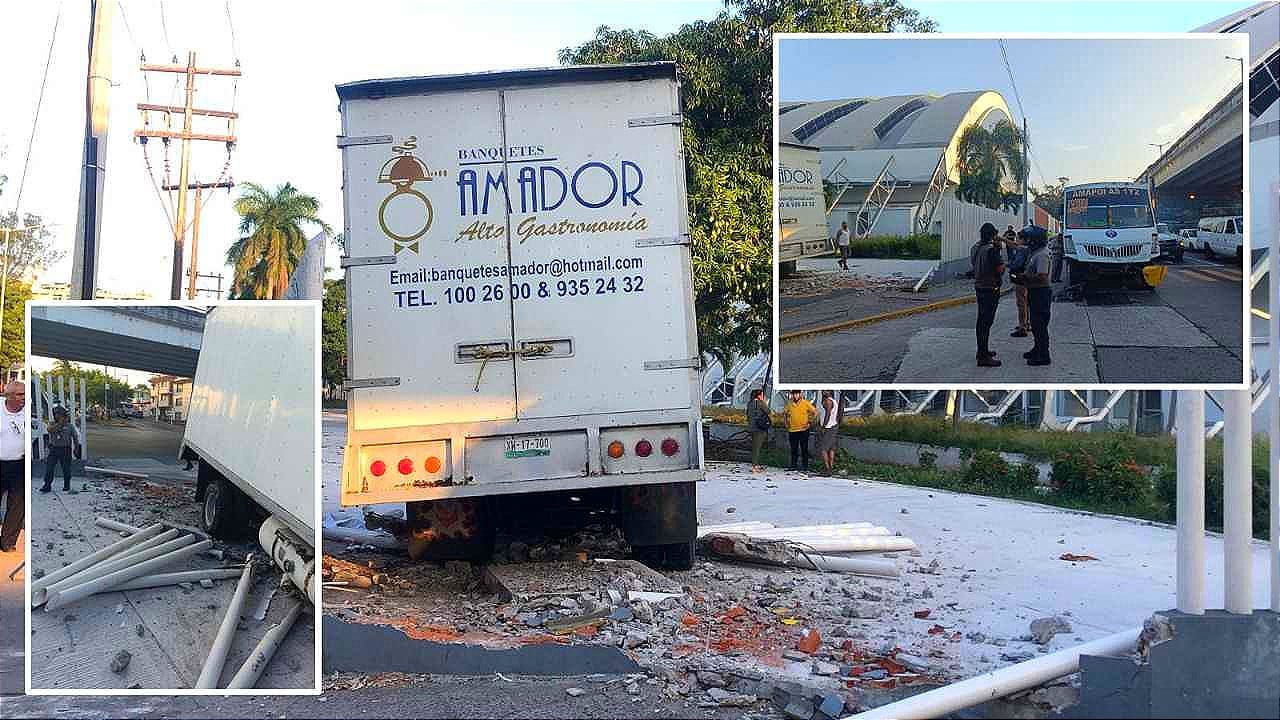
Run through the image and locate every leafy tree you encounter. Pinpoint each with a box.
[321,278,347,395]
[227,182,332,299]
[0,210,64,282]
[955,120,1026,211]
[36,361,135,409]
[1031,176,1070,221]
[558,0,934,374]
[0,280,30,372]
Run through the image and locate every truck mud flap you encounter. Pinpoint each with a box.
[618,481,696,547]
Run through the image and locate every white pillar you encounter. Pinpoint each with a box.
[1270,229,1279,612]
[1222,389,1252,615]
[1176,390,1205,614]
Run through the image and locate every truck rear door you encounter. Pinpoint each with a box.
[500,77,696,419]
[341,90,517,431]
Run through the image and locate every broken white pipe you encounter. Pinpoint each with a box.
[32,529,185,606]
[1175,390,1205,614]
[740,526,893,539]
[847,627,1142,720]
[260,515,316,603]
[225,601,303,689]
[44,539,213,611]
[796,553,899,577]
[195,556,255,689]
[30,523,165,597]
[86,467,149,479]
[95,516,143,534]
[784,536,917,553]
[1222,388,1252,615]
[321,526,405,550]
[113,568,243,591]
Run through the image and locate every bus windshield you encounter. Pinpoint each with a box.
[1065,187,1154,230]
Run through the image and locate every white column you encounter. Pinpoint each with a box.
[79,377,87,458]
[1270,232,1279,612]
[1176,390,1205,614]
[1222,388,1252,615]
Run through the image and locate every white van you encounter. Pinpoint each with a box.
[1196,216,1243,259]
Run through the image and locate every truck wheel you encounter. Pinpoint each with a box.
[634,541,695,571]
[202,475,244,539]
[406,498,494,562]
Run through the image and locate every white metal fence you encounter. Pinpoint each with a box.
[30,372,88,461]
[936,195,1023,271]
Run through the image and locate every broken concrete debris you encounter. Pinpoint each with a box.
[108,649,132,674]
[1029,616,1073,645]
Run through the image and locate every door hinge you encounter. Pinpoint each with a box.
[341,255,397,268]
[635,233,691,248]
[336,134,394,148]
[643,357,702,371]
[344,377,401,390]
[628,113,683,128]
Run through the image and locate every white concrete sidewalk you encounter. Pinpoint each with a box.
[698,461,1273,679]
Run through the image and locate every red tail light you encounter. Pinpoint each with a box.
[661,438,679,456]
[370,460,387,477]
[635,439,653,457]
[424,456,442,474]
[397,458,414,475]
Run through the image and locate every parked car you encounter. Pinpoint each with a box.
[1156,223,1183,263]
[1179,228,1199,250]
[1198,216,1243,260]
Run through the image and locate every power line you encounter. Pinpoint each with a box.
[115,1,151,98]
[159,0,173,56]
[12,2,63,214]
[224,0,239,60]
[996,39,1027,121]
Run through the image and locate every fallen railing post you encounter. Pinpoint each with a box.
[195,555,255,689]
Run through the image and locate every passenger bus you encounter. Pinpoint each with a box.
[1061,182,1160,287]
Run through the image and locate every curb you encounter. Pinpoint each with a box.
[780,287,1014,343]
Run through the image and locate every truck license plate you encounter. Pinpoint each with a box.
[504,435,551,459]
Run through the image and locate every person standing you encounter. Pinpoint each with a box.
[40,406,80,493]
[1005,228,1031,338]
[815,390,840,474]
[784,390,817,472]
[835,221,851,270]
[0,381,27,552]
[746,388,772,472]
[1020,225,1054,366]
[971,223,1006,367]
[1050,232,1064,283]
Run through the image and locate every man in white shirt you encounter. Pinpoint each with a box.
[835,221,851,270]
[0,381,27,552]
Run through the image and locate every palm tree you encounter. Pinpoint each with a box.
[226,183,331,299]
[954,119,1026,211]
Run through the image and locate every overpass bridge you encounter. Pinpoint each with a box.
[30,305,207,376]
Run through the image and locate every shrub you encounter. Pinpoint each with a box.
[917,449,938,470]
[962,450,1010,491]
[1154,438,1270,538]
[1051,439,1150,506]
[844,233,941,260]
[1011,462,1041,494]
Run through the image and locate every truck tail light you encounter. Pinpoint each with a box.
[635,439,653,457]
[661,438,679,456]
[424,456,442,474]
[607,440,625,459]
[370,460,387,477]
[397,458,414,475]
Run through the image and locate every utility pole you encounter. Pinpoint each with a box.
[71,0,113,300]
[1021,116,1029,227]
[135,53,240,300]
[161,180,234,299]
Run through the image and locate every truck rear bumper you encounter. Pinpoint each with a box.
[340,467,703,506]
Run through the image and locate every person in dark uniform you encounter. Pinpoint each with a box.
[39,406,80,493]
[970,222,1006,367]
[1018,225,1054,366]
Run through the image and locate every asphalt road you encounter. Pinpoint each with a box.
[780,250,1250,384]
[83,418,186,462]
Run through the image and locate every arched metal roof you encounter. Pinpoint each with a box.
[779,91,1014,152]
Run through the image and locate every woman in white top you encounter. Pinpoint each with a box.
[814,390,840,474]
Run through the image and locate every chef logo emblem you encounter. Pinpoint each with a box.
[378,136,446,254]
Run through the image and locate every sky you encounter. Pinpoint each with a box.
[778,34,1247,188]
[0,0,1257,300]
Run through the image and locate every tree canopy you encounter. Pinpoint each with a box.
[955,120,1026,213]
[227,182,331,299]
[558,0,934,373]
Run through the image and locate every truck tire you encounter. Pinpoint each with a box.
[202,475,244,539]
[621,482,697,570]
[406,498,494,562]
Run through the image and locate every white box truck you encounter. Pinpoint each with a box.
[335,63,702,569]
[181,304,318,598]
[777,140,831,268]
